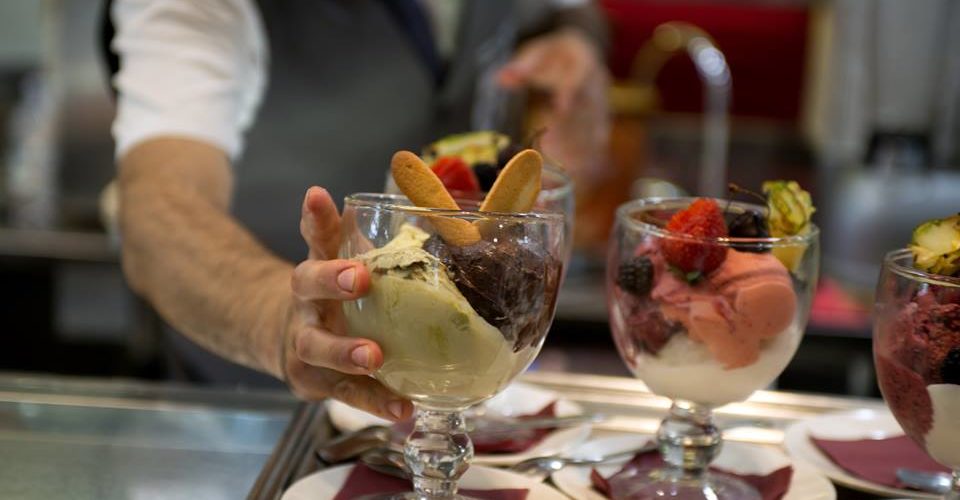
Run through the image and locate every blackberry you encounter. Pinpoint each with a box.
[617,256,654,296]
[942,348,960,385]
[728,211,770,253]
[473,162,499,192]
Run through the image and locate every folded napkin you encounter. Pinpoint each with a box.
[333,464,528,500]
[811,435,950,489]
[472,402,557,454]
[590,449,792,500]
[391,402,558,455]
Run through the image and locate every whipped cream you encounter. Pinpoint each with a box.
[925,384,960,467]
[632,324,802,406]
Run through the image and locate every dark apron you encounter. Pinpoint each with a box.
[160,0,520,386]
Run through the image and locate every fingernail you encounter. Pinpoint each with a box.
[337,267,356,292]
[350,345,370,369]
[387,400,406,420]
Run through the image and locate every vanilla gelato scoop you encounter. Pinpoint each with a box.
[343,225,524,408]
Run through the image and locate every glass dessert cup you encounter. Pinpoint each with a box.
[340,193,565,499]
[385,162,574,422]
[606,198,819,499]
[874,249,960,499]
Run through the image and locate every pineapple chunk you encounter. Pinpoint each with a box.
[763,180,815,271]
[422,131,509,165]
[910,215,960,276]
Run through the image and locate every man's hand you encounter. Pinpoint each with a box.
[497,28,611,184]
[283,187,413,421]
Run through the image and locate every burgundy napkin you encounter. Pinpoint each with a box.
[391,402,558,455]
[590,449,792,500]
[472,402,557,454]
[333,464,528,500]
[811,435,950,489]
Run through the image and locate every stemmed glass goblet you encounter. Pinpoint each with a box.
[340,193,565,498]
[385,153,574,424]
[874,249,960,499]
[606,197,819,499]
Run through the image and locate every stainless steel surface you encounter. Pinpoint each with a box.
[0,373,296,500]
[896,468,952,495]
[250,403,330,500]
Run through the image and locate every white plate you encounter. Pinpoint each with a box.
[326,381,592,466]
[783,408,939,499]
[552,433,835,500]
[281,463,569,500]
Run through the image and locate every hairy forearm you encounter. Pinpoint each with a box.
[118,138,291,378]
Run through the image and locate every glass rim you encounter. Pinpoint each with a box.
[616,197,820,248]
[883,248,960,287]
[344,193,565,222]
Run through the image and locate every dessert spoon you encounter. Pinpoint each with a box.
[896,468,952,494]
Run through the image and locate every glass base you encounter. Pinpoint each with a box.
[610,468,761,500]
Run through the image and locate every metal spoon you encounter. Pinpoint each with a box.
[896,468,952,494]
[316,425,393,464]
[359,448,409,479]
[508,442,659,481]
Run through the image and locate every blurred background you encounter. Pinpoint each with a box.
[0,0,958,398]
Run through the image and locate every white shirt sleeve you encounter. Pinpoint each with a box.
[110,0,267,160]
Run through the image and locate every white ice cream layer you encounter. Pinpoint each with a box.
[633,324,802,406]
[925,384,960,468]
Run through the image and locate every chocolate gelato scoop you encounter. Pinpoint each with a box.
[424,233,562,351]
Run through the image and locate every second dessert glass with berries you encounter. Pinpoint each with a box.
[874,214,960,499]
[607,195,819,499]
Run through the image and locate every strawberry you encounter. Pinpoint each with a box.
[431,156,479,194]
[661,198,728,275]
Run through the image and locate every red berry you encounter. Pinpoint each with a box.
[661,198,728,275]
[431,156,479,194]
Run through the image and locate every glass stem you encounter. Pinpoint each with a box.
[403,407,473,499]
[948,468,960,500]
[656,400,722,478]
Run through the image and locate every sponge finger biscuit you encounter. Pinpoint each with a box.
[390,151,481,246]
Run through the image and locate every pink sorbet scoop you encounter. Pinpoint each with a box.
[653,249,797,368]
